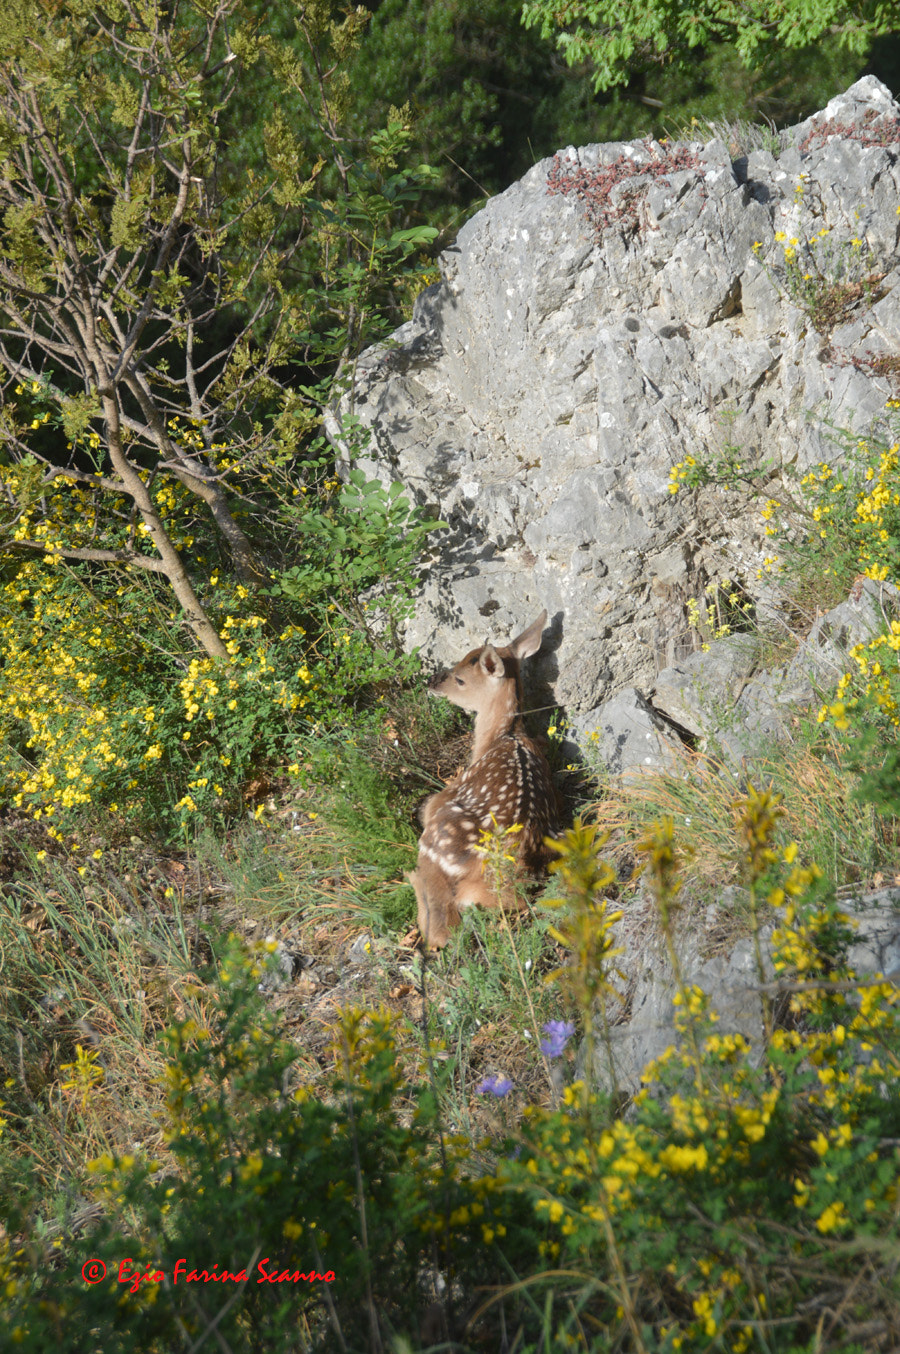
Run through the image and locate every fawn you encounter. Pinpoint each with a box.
[410,611,556,949]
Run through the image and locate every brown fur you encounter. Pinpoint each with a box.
[410,612,556,948]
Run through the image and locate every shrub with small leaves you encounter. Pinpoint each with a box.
[503,800,900,1352]
[2,805,900,1351]
[0,941,541,1353]
[0,461,441,840]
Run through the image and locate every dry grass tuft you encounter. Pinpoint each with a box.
[590,736,895,897]
[0,863,212,1187]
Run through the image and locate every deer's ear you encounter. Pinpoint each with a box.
[509,611,547,660]
[479,645,504,678]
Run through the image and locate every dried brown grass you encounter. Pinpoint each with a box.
[589,736,894,897]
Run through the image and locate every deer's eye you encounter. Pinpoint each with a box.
[455,677,465,686]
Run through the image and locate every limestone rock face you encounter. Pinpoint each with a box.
[323,80,900,1095]
[566,687,681,780]
[648,576,894,763]
[589,889,900,1096]
[328,77,900,723]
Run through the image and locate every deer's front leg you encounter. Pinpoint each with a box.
[409,857,461,949]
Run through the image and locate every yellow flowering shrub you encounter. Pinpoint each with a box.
[0,548,421,838]
[782,426,900,791]
[2,802,899,1352]
[0,421,438,839]
[0,946,538,1353]
[670,396,900,819]
[751,209,881,336]
[500,806,900,1351]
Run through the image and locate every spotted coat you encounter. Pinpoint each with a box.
[419,731,554,879]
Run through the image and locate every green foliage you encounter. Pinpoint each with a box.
[851,728,900,815]
[347,0,579,210]
[0,0,438,661]
[668,422,777,499]
[786,426,900,599]
[342,0,877,223]
[576,35,871,151]
[0,462,437,840]
[0,0,452,841]
[4,810,900,1352]
[521,0,899,93]
[499,806,900,1351]
[0,943,540,1353]
[760,421,900,787]
[306,739,419,931]
[434,905,560,1068]
[270,466,444,627]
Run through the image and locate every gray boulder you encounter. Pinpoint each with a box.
[567,687,680,779]
[652,634,759,737]
[649,577,894,765]
[590,887,900,1095]
[328,78,900,740]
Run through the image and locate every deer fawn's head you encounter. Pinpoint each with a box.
[429,611,547,752]
[429,611,546,710]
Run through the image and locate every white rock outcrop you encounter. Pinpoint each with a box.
[329,77,900,737]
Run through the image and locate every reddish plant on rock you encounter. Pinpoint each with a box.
[798,108,900,152]
[546,142,706,236]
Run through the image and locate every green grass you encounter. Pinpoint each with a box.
[2,540,899,1354]
[0,852,205,1213]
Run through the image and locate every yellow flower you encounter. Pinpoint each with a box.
[816,1201,846,1233]
[828,701,849,731]
[60,1044,104,1107]
[660,1142,709,1173]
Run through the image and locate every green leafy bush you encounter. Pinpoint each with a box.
[3,799,898,1352]
[500,806,900,1351]
[269,466,444,641]
[521,0,893,92]
[0,941,540,1353]
[0,466,441,841]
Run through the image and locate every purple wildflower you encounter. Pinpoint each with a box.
[476,1074,514,1098]
[540,1019,576,1059]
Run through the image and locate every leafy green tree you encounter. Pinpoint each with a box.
[348,0,570,212]
[560,33,874,144]
[0,0,435,658]
[343,0,878,228]
[521,0,900,92]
